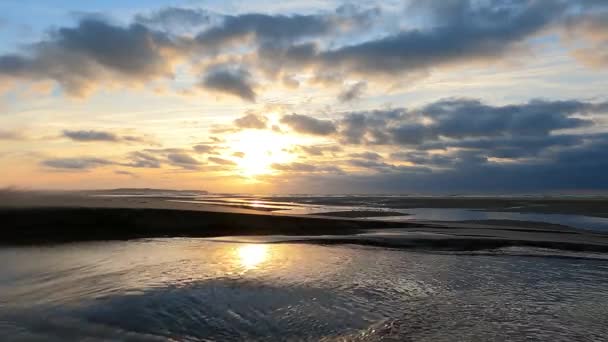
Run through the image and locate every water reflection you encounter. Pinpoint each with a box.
[2,240,608,341]
[236,244,269,269]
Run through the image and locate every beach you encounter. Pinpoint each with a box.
[3,191,608,341]
[2,191,608,253]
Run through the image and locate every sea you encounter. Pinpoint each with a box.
[1,193,608,341]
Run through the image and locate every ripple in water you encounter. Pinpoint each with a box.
[1,239,607,341]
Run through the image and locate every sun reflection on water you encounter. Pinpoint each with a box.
[236,244,269,269]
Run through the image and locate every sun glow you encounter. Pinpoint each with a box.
[228,130,297,177]
[236,244,269,268]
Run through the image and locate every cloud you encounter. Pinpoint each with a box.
[261,95,608,193]
[124,151,162,168]
[0,18,177,96]
[272,162,342,173]
[347,158,431,174]
[62,129,118,142]
[0,7,375,99]
[250,0,577,84]
[338,109,402,144]
[193,6,378,50]
[62,129,153,144]
[338,81,366,102]
[307,0,567,77]
[234,113,267,129]
[280,113,336,135]
[208,156,236,166]
[421,134,586,159]
[349,152,382,160]
[193,144,217,154]
[258,96,608,193]
[271,134,608,193]
[41,157,113,170]
[337,98,602,146]
[167,153,201,170]
[296,144,342,156]
[123,148,209,170]
[0,1,604,100]
[195,13,332,48]
[201,66,256,101]
[282,75,299,89]
[420,98,595,138]
[135,7,210,31]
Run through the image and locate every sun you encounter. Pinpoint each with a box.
[227,130,296,177]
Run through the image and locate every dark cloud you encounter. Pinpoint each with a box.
[201,67,256,101]
[337,98,602,146]
[309,0,567,76]
[62,130,118,142]
[193,144,217,154]
[339,109,402,144]
[338,81,366,102]
[234,113,267,129]
[135,7,210,31]
[0,1,604,99]
[390,151,455,167]
[272,162,316,172]
[264,97,608,192]
[0,19,176,96]
[167,153,201,170]
[62,129,152,144]
[280,114,336,135]
[208,156,236,166]
[421,134,586,159]
[193,6,378,50]
[349,152,382,160]
[348,159,431,174]
[274,134,608,193]
[195,13,333,48]
[268,99,608,193]
[296,145,342,156]
[272,162,342,173]
[124,151,161,168]
[123,148,208,169]
[421,98,594,138]
[41,157,113,170]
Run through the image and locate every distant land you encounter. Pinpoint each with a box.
[84,188,208,196]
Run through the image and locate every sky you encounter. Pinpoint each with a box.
[1,0,607,194]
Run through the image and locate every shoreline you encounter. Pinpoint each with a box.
[2,192,608,253]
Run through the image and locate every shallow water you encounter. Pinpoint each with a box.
[1,239,608,341]
[365,208,608,232]
[102,193,608,232]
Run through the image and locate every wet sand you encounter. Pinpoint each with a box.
[0,191,408,244]
[2,191,608,253]
[265,195,608,218]
[313,210,409,218]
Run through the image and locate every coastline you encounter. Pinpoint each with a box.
[2,192,608,253]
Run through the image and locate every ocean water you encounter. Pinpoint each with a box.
[1,238,608,341]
